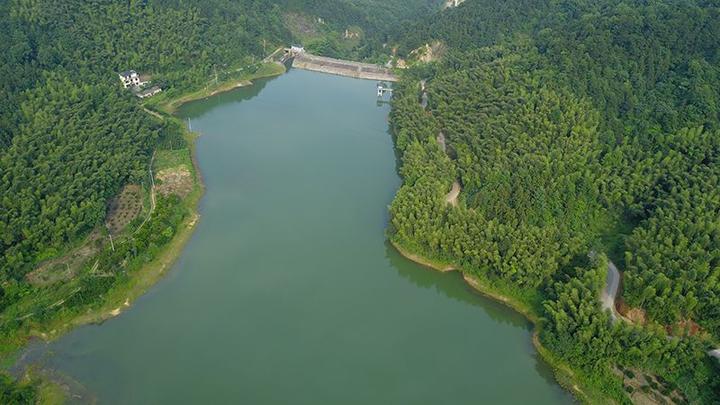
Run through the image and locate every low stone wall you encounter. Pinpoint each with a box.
[292,53,398,82]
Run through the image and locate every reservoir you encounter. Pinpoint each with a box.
[36,69,573,404]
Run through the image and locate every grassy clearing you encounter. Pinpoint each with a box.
[155,148,193,174]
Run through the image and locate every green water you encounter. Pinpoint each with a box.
[38,70,573,404]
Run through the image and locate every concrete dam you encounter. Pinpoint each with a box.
[289,52,398,82]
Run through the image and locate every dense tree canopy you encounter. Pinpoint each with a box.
[0,0,296,280]
[388,0,720,402]
[2,0,719,401]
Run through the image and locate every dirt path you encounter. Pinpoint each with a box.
[601,260,621,321]
[420,80,428,110]
[434,128,460,207]
[263,47,284,63]
[149,152,156,210]
[597,255,720,360]
[142,107,163,120]
[130,152,156,237]
[445,181,460,207]
[436,132,447,152]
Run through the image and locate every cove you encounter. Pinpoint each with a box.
[31,69,573,404]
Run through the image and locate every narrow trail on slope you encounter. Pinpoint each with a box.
[435,132,461,207]
[436,132,447,152]
[445,181,461,207]
[601,260,621,321]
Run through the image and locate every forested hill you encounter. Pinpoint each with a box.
[388,0,720,402]
[0,0,293,280]
[276,0,442,60]
[0,0,434,295]
[0,0,439,363]
[278,0,441,34]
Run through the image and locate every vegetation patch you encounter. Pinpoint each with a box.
[25,230,103,287]
[155,149,193,174]
[156,167,193,199]
[284,12,322,40]
[105,185,143,236]
[616,367,687,405]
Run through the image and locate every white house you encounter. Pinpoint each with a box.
[119,70,141,88]
[444,0,465,8]
[290,45,305,54]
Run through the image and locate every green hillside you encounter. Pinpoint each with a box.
[388,0,720,402]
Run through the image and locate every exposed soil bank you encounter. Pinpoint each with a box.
[389,240,455,272]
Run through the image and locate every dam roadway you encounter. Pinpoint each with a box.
[289,52,398,82]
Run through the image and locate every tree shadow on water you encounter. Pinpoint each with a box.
[176,75,277,119]
[384,241,531,330]
[384,241,574,398]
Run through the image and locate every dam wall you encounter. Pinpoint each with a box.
[292,53,398,82]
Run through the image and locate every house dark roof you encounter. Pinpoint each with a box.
[119,70,137,78]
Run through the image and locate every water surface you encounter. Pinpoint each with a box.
[39,69,573,404]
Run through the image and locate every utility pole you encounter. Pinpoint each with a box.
[109,233,115,252]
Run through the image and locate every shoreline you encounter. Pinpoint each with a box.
[57,61,290,333]
[45,63,289,328]
[389,239,455,272]
[3,65,289,399]
[24,63,290,340]
[156,62,286,114]
[389,238,593,404]
[11,130,204,347]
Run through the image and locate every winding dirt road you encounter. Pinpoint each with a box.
[601,260,621,321]
[599,256,719,360]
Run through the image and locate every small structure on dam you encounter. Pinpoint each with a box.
[377,83,393,97]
